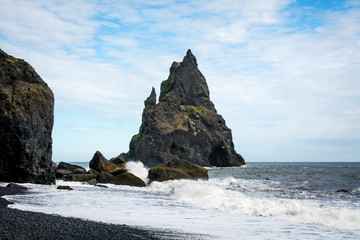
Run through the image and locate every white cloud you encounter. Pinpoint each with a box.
[203,0,290,23]
[71,126,115,135]
[0,0,97,52]
[1,0,359,161]
[100,35,139,48]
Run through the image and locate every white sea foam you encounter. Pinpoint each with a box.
[167,179,360,231]
[2,163,360,240]
[125,161,149,184]
[3,180,360,240]
[5,177,359,231]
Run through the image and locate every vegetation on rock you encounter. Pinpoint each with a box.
[126,50,245,168]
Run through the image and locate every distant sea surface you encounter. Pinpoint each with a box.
[3,162,360,239]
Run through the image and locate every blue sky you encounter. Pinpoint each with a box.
[1,0,359,162]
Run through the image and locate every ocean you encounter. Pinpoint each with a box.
[2,162,360,239]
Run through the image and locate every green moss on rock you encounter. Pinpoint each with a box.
[185,105,207,116]
[160,79,175,98]
[6,58,17,63]
[148,107,156,114]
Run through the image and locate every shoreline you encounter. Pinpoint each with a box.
[0,186,209,240]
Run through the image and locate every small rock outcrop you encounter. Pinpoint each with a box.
[86,178,97,186]
[56,162,86,179]
[148,159,208,183]
[6,183,28,189]
[88,151,145,187]
[89,151,119,173]
[126,50,245,168]
[0,49,55,184]
[97,171,145,187]
[57,185,73,190]
[63,173,97,182]
[58,162,86,173]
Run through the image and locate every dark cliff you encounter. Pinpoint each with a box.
[126,50,245,168]
[0,49,55,184]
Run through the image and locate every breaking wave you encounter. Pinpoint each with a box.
[150,178,360,230]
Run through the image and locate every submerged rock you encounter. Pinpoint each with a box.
[6,183,28,189]
[0,49,55,184]
[126,50,245,168]
[148,159,208,183]
[57,185,73,190]
[336,189,350,193]
[86,178,97,186]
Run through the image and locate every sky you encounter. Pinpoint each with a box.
[0,0,359,163]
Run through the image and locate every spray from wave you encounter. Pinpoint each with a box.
[125,161,149,184]
[150,178,360,231]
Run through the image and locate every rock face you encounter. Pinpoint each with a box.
[57,162,86,173]
[148,159,208,183]
[97,171,145,187]
[0,49,55,184]
[109,154,126,167]
[89,151,119,173]
[126,50,245,168]
[63,173,97,182]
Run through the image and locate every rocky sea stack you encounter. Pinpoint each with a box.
[126,50,245,168]
[0,49,55,184]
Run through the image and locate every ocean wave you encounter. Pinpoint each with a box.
[154,179,360,231]
[352,188,360,193]
[3,163,359,232]
[205,165,247,170]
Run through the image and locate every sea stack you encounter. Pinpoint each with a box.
[126,50,245,167]
[0,49,55,184]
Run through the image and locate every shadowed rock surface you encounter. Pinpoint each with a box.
[58,162,86,173]
[6,183,28,189]
[109,154,126,167]
[63,173,97,182]
[57,185,73,190]
[0,49,55,184]
[56,162,87,179]
[97,171,145,187]
[126,50,245,168]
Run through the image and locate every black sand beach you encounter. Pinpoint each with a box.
[0,186,208,240]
